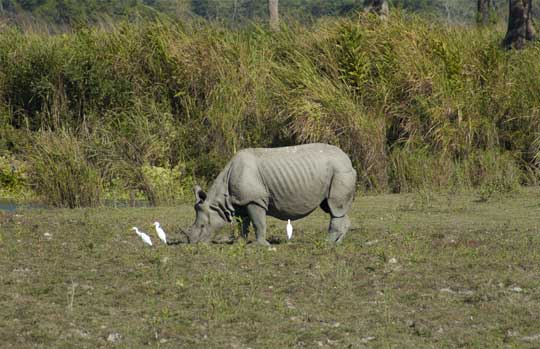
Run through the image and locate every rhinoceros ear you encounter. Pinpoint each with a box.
[194,185,207,204]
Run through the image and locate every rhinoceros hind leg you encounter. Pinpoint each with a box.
[246,204,270,246]
[327,215,351,244]
[327,170,356,218]
[241,216,251,240]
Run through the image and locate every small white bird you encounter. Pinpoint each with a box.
[286,219,293,240]
[132,227,153,246]
[153,221,167,244]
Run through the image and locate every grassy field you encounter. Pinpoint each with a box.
[2,189,540,348]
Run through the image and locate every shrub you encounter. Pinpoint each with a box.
[25,132,103,208]
[0,155,29,197]
[140,164,195,205]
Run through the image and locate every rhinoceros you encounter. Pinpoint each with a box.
[186,143,357,246]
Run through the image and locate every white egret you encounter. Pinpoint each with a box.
[286,219,293,240]
[153,222,167,244]
[132,227,153,246]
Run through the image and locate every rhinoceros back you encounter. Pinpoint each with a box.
[228,143,355,219]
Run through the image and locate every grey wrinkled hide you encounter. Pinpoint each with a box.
[187,143,357,246]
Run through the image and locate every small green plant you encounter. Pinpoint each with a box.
[226,240,247,258]
[0,155,29,197]
[414,188,436,210]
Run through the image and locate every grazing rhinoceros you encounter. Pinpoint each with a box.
[186,143,357,246]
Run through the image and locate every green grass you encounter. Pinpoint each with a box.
[2,189,540,347]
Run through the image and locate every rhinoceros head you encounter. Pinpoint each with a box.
[186,185,228,243]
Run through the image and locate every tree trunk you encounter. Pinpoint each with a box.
[477,0,490,25]
[364,0,389,18]
[232,0,238,22]
[503,0,536,49]
[269,0,279,31]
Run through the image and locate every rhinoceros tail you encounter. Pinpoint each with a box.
[327,169,357,218]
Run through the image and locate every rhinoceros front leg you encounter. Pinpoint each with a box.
[327,215,351,244]
[246,204,270,247]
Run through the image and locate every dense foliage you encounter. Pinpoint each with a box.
[1,0,362,26]
[1,13,539,206]
[0,0,510,27]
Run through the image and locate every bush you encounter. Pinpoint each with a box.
[388,147,453,192]
[462,150,522,200]
[140,164,195,205]
[0,154,29,197]
[25,132,103,208]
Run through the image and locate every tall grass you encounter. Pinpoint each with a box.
[2,13,540,206]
